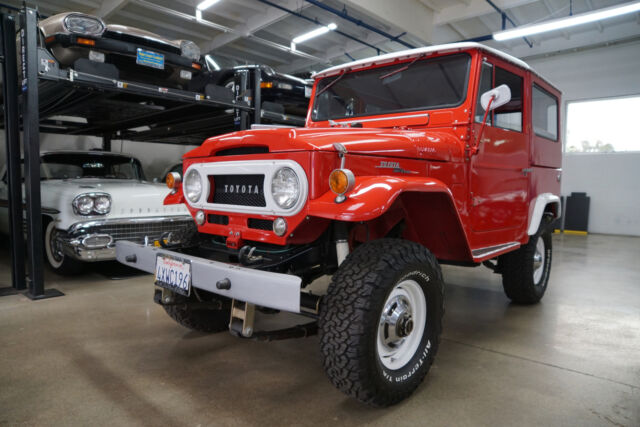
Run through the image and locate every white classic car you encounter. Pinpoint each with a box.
[0,151,195,274]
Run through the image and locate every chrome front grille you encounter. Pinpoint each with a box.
[77,219,195,244]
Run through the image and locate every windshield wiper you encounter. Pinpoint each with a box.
[316,70,346,97]
[379,53,425,81]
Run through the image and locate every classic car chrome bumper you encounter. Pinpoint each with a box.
[59,216,195,262]
[115,241,303,313]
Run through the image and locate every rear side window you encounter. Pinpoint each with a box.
[532,84,558,140]
[494,67,523,132]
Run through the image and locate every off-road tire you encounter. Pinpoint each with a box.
[499,219,553,304]
[163,303,231,333]
[319,239,444,407]
[44,219,83,275]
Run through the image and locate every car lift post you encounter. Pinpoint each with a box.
[253,68,261,125]
[0,14,26,296]
[21,8,62,300]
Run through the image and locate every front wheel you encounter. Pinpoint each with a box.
[499,222,552,304]
[45,220,83,275]
[319,239,444,407]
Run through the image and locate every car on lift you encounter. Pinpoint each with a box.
[0,151,195,275]
[117,42,562,406]
[201,65,312,117]
[37,12,204,89]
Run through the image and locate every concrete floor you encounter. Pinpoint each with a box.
[0,233,638,426]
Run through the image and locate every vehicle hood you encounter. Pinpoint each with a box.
[39,179,189,229]
[188,127,463,162]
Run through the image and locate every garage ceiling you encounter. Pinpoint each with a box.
[5,0,640,73]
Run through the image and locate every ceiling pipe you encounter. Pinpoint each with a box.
[255,0,387,55]
[132,0,323,61]
[303,0,416,49]
[485,0,533,47]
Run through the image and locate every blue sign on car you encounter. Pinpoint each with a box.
[136,48,164,70]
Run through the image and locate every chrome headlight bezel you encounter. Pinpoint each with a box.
[73,193,111,216]
[271,167,300,210]
[63,13,106,36]
[180,40,201,61]
[184,168,204,204]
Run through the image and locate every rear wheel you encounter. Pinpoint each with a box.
[499,219,552,304]
[319,239,444,407]
[44,220,83,275]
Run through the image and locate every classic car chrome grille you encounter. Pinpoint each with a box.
[81,219,195,244]
[210,174,266,207]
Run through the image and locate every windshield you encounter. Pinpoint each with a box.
[39,153,145,181]
[312,53,471,122]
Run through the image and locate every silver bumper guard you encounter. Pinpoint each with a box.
[116,240,303,313]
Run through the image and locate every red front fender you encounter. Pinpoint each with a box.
[307,176,454,221]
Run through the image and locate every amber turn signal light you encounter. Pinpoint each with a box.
[329,169,355,196]
[166,172,182,190]
[192,62,202,70]
[76,37,96,46]
[260,82,274,89]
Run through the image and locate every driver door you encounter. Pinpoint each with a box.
[470,60,529,235]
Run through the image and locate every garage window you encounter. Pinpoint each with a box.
[532,84,558,141]
[566,95,640,152]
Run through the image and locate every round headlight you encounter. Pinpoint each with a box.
[184,169,203,203]
[64,14,105,36]
[271,167,300,209]
[180,40,201,61]
[74,195,94,215]
[93,195,111,214]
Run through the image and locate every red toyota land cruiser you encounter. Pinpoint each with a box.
[117,42,562,407]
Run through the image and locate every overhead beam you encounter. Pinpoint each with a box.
[200,0,312,54]
[341,0,434,44]
[435,0,537,25]
[94,0,129,18]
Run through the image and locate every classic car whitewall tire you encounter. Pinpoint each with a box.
[44,220,82,275]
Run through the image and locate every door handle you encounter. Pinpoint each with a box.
[521,168,533,176]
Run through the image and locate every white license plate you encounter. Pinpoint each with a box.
[155,255,191,296]
[136,48,165,70]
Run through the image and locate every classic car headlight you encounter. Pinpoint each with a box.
[73,193,111,215]
[180,40,201,61]
[184,169,203,203]
[63,14,105,36]
[271,167,300,209]
[93,195,112,214]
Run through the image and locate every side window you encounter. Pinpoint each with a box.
[494,67,523,132]
[475,62,493,125]
[532,84,558,140]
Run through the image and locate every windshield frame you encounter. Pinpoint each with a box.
[39,152,146,181]
[310,52,472,123]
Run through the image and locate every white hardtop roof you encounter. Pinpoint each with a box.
[313,42,531,79]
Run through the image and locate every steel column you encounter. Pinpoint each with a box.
[102,133,112,151]
[253,68,261,126]
[1,14,26,291]
[21,8,62,300]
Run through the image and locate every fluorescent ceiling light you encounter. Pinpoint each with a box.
[205,54,220,71]
[493,1,640,41]
[197,0,220,11]
[291,23,337,48]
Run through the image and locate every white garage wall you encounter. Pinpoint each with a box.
[526,40,640,236]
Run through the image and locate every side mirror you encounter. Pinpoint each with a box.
[480,84,511,111]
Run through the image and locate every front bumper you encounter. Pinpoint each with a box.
[116,240,303,313]
[58,215,196,262]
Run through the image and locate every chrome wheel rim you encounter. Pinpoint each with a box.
[45,222,64,268]
[533,238,545,284]
[376,279,427,370]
